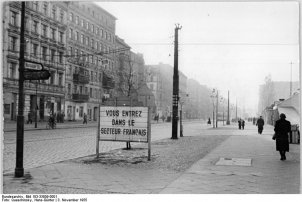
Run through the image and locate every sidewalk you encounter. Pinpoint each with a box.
[3,123,300,194]
[160,125,300,194]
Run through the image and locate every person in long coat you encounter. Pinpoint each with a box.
[256,116,264,134]
[274,113,291,161]
[238,118,242,129]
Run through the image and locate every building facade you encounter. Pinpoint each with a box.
[64,2,117,121]
[2,1,67,121]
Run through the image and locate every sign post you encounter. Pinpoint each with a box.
[96,106,151,160]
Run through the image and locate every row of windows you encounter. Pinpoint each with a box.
[26,2,66,23]
[8,36,65,64]
[67,83,101,99]
[69,12,114,43]
[68,29,112,53]
[67,46,115,70]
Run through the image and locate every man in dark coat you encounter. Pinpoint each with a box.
[256,116,264,134]
[274,113,291,161]
[241,120,245,130]
[238,118,241,129]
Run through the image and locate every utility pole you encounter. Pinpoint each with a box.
[216,90,218,128]
[290,62,293,97]
[15,2,25,177]
[172,24,182,139]
[227,90,230,125]
[235,99,238,120]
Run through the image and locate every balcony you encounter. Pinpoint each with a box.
[72,94,89,102]
[73,73,90,84]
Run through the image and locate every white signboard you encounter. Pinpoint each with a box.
[99,106,149,142]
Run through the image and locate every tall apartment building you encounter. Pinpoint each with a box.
[65,2,116,121]
[2,1,67,121]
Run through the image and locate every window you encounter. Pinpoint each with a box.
[76,16,79,25]
[24,16,29,30]
[100,29,103,38]
[89,56,93,64]
[75,31,79,41]
[68,83,71,94]
[80,34,84,44]
[33,2,38,11]
[91,39,94,48]
[32,20,38,33]
[86,22,89,30]
[96,42,98,50]
[74,85,77,93]
[52,6,56,20]
[59,31,64,43]
[41,24,47,37]
[86,37,89,46]
[75,49,78,57]
[58,73,63,86]
[85,87,88,94]
[80,86,83,94]
[60,12,64,22]
[69,28,73,39]
[50,71,55,85]
[81,19,84,27]
[24,40,29,56]
[9,62,17,79]
[59,52,63,63]
[90,88,92,97]
[96,27,99,35]
[90,71,93,82]
[50,49,56,62]
[43,3,48,15]
[50,28,56,40]
[10,11,17,26]
[91,24,94,33]
[42,47,47,60]
[69,12,73,22]
[32,43,38,57]
[79,107,83,117]
[9,36,17,51]
[68,46,73,56]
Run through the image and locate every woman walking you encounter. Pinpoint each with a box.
[274,113,291,161]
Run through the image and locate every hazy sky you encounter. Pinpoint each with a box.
[96,1,300,115]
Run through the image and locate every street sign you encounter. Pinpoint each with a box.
[24,69,50,80]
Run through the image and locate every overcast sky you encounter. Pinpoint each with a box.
[96,1,299,115]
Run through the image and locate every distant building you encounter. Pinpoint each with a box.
[258,81,300,115]
[145,63,187,118]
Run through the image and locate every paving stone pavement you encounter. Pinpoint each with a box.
[160,127,300,194]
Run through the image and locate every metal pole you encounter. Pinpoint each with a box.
[15,2,25,177]
[180,103,183,137]
[172,24,181,139]
[213,102,215,128]
[227,90,230,125]
[290,62,292,97]
[148,107,151,161]
[35,81,38,128]
[216,90,218,128]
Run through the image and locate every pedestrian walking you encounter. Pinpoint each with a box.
[207,117,211,125]
[83,113,87,124]
[273,113,291,161]
[238,118,242,129]
[241,119,245,130]
[256,116,264,134]
[27,111,33,124]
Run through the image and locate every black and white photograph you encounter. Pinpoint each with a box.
[1,0,301,197]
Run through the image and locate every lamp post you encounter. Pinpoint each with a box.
[35,80,39,128]
[211,89,218,128]
[226,90,230,125]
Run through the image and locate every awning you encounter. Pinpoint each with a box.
[278,107,300,126]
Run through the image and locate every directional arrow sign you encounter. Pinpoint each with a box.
[24,69,51,80]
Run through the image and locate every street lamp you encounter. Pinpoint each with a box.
[210,89,218,128]
[35,80,39,128]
